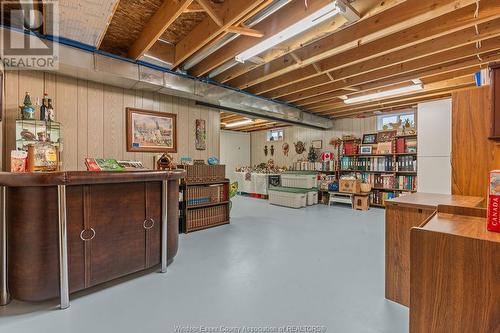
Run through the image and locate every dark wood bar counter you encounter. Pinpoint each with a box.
[385,193,484,306]
[0,170,185,309]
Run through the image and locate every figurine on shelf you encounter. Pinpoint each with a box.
[19,92,35,120]
[264,145,268,156]
[47,99,55,121]
[270,144,275,156]
[156,153,176,170]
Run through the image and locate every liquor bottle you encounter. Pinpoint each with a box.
[20,92,35,120]
[40,93,49,121]
[47,99,55,121]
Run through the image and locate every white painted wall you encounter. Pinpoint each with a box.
[417,99,452,194]
[251,117,377,167]
[220,130,251,183]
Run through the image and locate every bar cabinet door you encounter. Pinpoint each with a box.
[88,182,147,286]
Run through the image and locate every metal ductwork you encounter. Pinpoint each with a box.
[2,27,333,130]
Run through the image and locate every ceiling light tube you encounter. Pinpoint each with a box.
[235,3,339,63]
[343,84,424,104]
[225,119,253,128]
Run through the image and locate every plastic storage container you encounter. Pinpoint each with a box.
[281,172,317,189]
[268,187,308,208]
[307,191,318,205]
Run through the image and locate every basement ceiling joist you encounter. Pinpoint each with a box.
[3,0,499,125]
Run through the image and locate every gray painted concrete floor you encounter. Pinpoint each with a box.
[0,196,408,333]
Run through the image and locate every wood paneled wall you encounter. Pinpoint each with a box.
[452,86,500,198]
[250,117,377,167]
[2,71,220,171]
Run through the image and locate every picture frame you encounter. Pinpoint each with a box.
[376,130,397,142]
[126,107,177,153]
[312,140,323,149]
[360,145,373,155]
[362,133,377,144]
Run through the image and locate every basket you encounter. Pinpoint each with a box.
[179,164,226,184]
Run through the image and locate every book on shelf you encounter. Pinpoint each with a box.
[340,156,394,172]
[395,175,417,191]
[397,155,417,171]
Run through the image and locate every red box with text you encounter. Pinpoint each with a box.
[487,170,500,233]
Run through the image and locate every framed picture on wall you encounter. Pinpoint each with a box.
[312,140,323,149]
[126,108,177,153]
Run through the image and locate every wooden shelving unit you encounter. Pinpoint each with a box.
[337,134,418,207]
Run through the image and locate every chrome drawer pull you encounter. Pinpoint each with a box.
[80,228,95,241]
[143,218,155,230]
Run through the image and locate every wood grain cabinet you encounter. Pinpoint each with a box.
[5,171,183,302]
[385,203,434,306]
[385,193,484,307]
[410,206,500,333]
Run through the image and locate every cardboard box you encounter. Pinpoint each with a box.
[339,179,361,194]
[487,170,500,233]
[354,194,370,211]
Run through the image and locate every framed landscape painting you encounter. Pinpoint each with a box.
[126,108,177,153]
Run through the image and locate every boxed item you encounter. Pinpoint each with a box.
[487,170,500,233]
[339,179,361,194]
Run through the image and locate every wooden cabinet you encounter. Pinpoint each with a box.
[410,206,500,332]
[88,182,155,286]
[5,171,183,302]
[490,63,500,139]
[385,193,484,307]
[385,203,434,306]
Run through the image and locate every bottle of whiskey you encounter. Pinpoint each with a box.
[47,99,55,121]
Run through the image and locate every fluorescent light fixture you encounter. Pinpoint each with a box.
[235,3,339,63]
[334,0,361,23]
[225,119,253,128]
[343,84,424,104]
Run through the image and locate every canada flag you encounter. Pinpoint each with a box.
[321,152,333,162]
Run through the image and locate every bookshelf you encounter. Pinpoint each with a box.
[338,134,418,207]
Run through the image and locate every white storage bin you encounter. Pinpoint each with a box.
[269,188,307,208]
[281,173,317,189]
[307,191,318,205]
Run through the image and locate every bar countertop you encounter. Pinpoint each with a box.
[385,192,484,210]
[0,170,186,187]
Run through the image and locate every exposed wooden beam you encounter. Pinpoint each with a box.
[226,26,264,38]
[188,0,335,76]
[305,64,490,111]
[225,0,488,89]
[173,0,267,68]
[185,2,204,13]
[211,0,405,83]
[145,40,175,64]
[317,76,474,116]
[128,0,193,60]
[264,16,500,101]
[285,36,500,106]
[265,19,500,100]
[196,0,223,26]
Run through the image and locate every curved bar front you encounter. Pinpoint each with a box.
[0,170,185,305]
